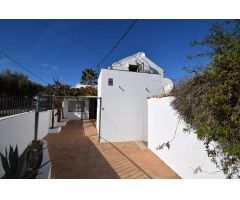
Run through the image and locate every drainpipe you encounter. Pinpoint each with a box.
[98,97,102,142]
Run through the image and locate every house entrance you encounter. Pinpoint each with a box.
[64,96,100,120]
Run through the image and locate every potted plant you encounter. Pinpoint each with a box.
[0,140,50,179]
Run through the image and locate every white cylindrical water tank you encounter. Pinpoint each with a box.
[162,78,174,94]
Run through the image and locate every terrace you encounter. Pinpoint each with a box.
[45,120,180,179]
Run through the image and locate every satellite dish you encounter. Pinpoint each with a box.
[162,78,174,94]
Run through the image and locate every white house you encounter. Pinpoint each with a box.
[75,83,97,88]
[62,84,98,120]
[96,52,173,142]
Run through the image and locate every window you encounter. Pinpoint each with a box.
[129,64,139,72]
[108,78,113,86]
[68,101,85,112]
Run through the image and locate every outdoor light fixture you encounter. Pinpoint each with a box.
[119,86,125,92]
[145,87,150,93]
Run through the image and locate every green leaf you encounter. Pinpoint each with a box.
[9,146,17,175]
[0,150,10,177]
[14,146,19,168]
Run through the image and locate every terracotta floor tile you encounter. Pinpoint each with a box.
[45,120,180,179]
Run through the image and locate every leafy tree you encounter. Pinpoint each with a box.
[70,86,97,96]
[172,20,240,178]
[0,69,45,97]
[45,78,71,122]
[80,68,98,85]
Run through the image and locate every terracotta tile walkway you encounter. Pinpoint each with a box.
[45,120,180,179]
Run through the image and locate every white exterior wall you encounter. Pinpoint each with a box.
[63,98,90,120]
[148,97,225,178]
[97,69,169,142]
[0,110,51,177]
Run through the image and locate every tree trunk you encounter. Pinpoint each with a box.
[57,108,61,122]
[61,106,64,119]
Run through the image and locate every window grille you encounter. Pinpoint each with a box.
[68,101,85,112]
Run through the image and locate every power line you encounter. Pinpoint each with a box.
[1,20,138,87]
[0,50,67,95]
[36,20,138,72]
[95,19,138,70]
[35,20,104,56]
[0,50,49,84]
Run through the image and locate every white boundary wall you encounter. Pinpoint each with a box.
[0,110,52,177]
[49,109,58,128]
[148,97,225,178]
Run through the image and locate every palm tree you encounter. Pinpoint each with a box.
[80,68,98,85]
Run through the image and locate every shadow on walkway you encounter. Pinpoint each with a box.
[45,120,180,179]
[45,120,119,178]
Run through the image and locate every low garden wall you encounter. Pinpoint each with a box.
[148,97,225,178]
[0,110,52,177]
[48,109,58,128]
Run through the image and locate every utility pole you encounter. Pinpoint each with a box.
[34,95,40,140]
[51,84,56,129]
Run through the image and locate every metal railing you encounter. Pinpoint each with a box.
[38,95,53,112]
[0,95,53,118]
[0,96,34,117]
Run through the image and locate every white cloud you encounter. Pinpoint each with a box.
[43,63,59,70]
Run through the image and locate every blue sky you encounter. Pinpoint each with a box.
[0,19,224,87]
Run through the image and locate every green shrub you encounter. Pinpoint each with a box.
[172,20,240,178]
[0,141,46,179]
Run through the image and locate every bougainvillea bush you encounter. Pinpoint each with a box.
[45,79,97,122]
[171,20,240,178]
